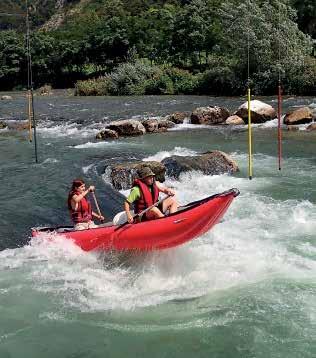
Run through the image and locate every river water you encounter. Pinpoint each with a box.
[0,93,315,357]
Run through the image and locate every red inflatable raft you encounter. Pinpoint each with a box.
[31,188,239,251]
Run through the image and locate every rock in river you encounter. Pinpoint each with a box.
[107,161,166,190]
[235,100,276,123]
[161,151,239,179]
[191,106,230,125]
[106,119,146,136]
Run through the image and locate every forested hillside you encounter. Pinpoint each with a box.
[0,0,315,95]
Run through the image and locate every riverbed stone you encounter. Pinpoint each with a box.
[235,100,276,123]
[1,95,12,100]
[38,85,52,96]
[106,119,146,136]
[284,107,313,125]
[96,128,119,140]
[286,125,299,131]
[306,123,316,131]
[141,118,159,133]
[225,115,245,125]
[0,121,7,129]
[158,118,176,129]
[166,112,189,124]
[161,150,239,179]
[191,106,230,125]
[108,161,166,190]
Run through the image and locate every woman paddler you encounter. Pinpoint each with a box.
[68,179,104,230]
[124,166,178,224]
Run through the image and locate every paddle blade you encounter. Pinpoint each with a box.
[113,210,134,225]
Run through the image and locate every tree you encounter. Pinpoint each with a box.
[219,0,313,81]
[0,30,25,88]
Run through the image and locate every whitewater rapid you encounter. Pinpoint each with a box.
[1,148,315,314]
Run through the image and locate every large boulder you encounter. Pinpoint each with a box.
[1,95,12,100]
[284,107,313,125]
[107,161,166,190]
[166,112,190,124]
[306,123,316,132]
[141,119,159,133]
[191,106,230,125]
[106,119,146,136]
[96,128,119,140]
[161,151,239,179]
[235,100,276,123]
[225,115,245,125]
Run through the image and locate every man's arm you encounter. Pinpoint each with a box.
[124,187,141,223]
[156,181,175,196]
[124,201,134,223]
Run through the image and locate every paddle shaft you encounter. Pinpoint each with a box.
[115,195,170,231]
[91,191,104,223]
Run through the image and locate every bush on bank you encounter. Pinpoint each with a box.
[75,59,316,97]
[75,62,200,96]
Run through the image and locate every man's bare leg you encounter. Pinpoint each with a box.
[146,207,164,220]
[162,197,178,214]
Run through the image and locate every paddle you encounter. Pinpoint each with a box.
[114,195,171,231]
[91,191,104,223]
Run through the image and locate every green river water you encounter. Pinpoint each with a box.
[0,93,315,357]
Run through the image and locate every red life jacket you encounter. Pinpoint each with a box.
[133,178,159,215]
[68,190,92,224]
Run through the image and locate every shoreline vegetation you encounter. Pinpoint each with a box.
[0,0,315,96]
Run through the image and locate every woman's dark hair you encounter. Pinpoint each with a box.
[68,179,85,210]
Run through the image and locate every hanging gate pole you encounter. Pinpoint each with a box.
[277,2,282,171]
[247,0,253,180]
[277,83,282,170]
[26,0,38,163]
[247,87,253,180]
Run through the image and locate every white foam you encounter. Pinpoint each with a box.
[37,122,100,138]
[144,146,198,162]
[82,163,95,174]
[42,158,59,164]
[169,123,213,131]
[73,141,117,149]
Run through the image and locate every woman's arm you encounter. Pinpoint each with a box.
[71,186,95,210]
[92,211,104,221]
[72,185,95,204]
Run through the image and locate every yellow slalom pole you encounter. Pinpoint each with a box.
[28,90,33,142]
[247,88,253,180]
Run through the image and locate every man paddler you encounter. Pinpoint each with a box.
[124,166,178,223]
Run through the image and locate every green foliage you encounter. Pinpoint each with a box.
[75,77,111,96]
[107,61,159,95]
[144,73,174,95]
[0,0,315,94]
[164,68,198,94]
[197,66,241,95]
[0,30,25,88]
[291,0,316,39]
